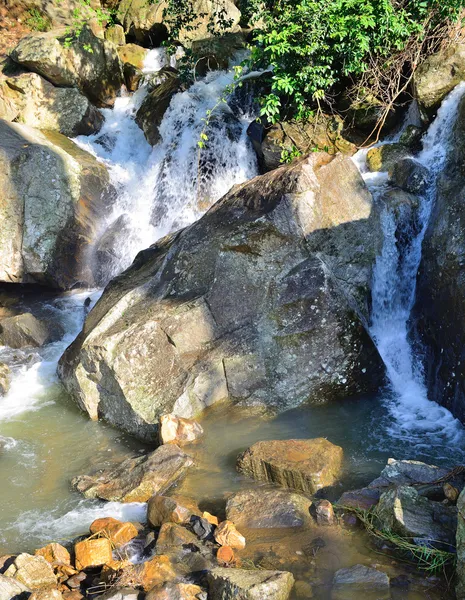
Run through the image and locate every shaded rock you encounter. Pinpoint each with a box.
[400,124,423,150]
[191,32,245,76]
[74,538,112,570]
[159,414,204,446]
[207,567,294,600]
[65,572,86,589]
[444,482,460,504]
[35,543,70,566]
[366,143,410,172]
[236,438,343,494]
[93,588,139,600]
[337,487,381,511]
[155,523,199,554]
[58,154,384,441]
[343,95,399,140]
[389,157,430,195]
[214,521,246,550]
[226,488,312,529]
[0,120,112,289]
[414,44,465,114]
[10,26,123,107]
[146,582,205,600]
[0,313,51,348]
[191,516,214,541]
[29,591,63,600]
[93,214,134,286]
[0,573,30,600]
[311,499,335,526]
[456,488,465,599]
[4,553,57,589]
[105,25,126,46]
[0,363,10,395]
[368,458,449,489]
[147,494,199,527]
[332,565,389,600]
[135,68,180,145]
[374,485,456,547]
[89,517,138,547]
[0,72,103,136]
[72,444,194,502]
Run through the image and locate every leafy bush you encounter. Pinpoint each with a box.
[25,8,51,32]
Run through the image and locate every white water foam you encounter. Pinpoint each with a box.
[357,83,465,455]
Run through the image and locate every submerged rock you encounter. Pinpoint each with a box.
[332,565,390,600]
[58,154,384,441]
[71,444,194,502]
[226,488,312,529]
[0,120,112,289]
[207,567,294,600]
[236,438,343,494]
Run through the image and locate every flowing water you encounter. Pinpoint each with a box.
[1,50,465,597]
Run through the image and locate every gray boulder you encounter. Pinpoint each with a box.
[0,119,112,289]
[0,313,51,348]
[389,157,430,195]
[58,154,384,441]
[207,567,294,600]
[332,565,389,600]
[368,458,448,488]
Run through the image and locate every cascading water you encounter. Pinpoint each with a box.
[359,83,465,458]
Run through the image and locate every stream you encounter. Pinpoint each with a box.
[1,48,465,599]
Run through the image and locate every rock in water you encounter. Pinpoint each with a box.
[207,568,294,600]
[147,495,199,527]
[0,363,10,395]
[159,414,204,446]
[226,488,312,529]
[332,565,390,600]
[10,26,123,107]
[58,154,384,441]
[0,313,51,348]
[236,438,343,494]
[71,444,194,502]
[0,120,112,289]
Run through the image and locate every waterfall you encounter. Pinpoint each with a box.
[361,83,465,456]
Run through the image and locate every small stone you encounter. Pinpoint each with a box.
[216,546,235,566]
[6,553,57,590]
[155,523,199,554]
[135,555,176,591]
[214,521,246,550]
[147,495,199,528]
[74,538,112,571]
[35,543,71,566]
[294,580,314,598]
[89,517,138,547]
[202,511,219,526]
[65,572,86,589]
[146,582,205,600]
[191,516,214,541]
[332,564,390,600]
[312,499,335,526]
[159,414,204,446]
[444,482,460,503]
[207,567,294,600]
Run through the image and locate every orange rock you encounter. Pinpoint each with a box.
[89,517,138,547]
[147,495,199,527]
[146,582,204,600]
[217,545,235,565]
[137,555,176,591]
[202,511,219,526]
[101,559,132,583]
[62,592,84,600]
[35,543,71,566]
[214,520,246,550]
[74,538,112,571]
[159,414,203,446]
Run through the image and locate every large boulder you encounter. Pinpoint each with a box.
[236,439,343,494]
[415,94,465,421]
[0,313,52,348]
[4,0,102,27]
[0,119,112,289]
[10,26,124,106]
[71,443,194,502]
[207,568,294,600]
[58,154,384,441]
[0,72,103,136]
[117,0,241,47]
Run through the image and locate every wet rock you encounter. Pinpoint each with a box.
[389,157,430,195]
[414,43,465,113]
[374,485,456,547]
[89,517,138,547]
[135,68,180,146]
[368,458,448,488]
[159,414,204,446]
[400,124,423,150]
[226,488,312,529]
[0,72,103,136]
[74,538,112,571]
[332,565,390,600]
[146,582,205,600]
[366,143,410,172]
[191,516,215,541]
[93,214,134,286]
[237,438,343,494]
[35,543,70,566]
[0,363,10,395]
[207,567,294,600]
[72,444,194,502]
[105,25,126,46]
[147,494,199,527]
[0,313,50,348]
[337,487,381,511]
[10,26,124,107]
[4,553,57,589]
[0,120,112,289]
[59,154,384,441]
[311,499,335,526]
[0,573,30,600]
[155,523,199,554]
[214,521,246,550]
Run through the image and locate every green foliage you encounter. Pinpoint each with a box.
[61,0,111,50]
[25,8,51,32]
